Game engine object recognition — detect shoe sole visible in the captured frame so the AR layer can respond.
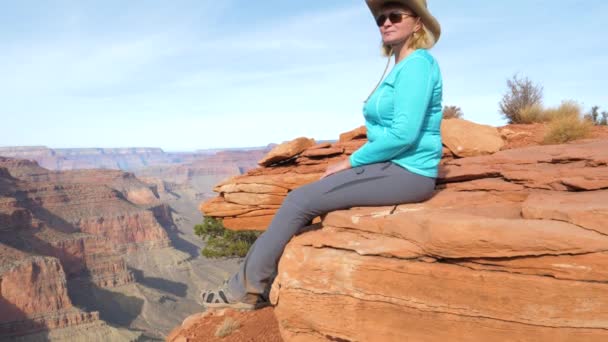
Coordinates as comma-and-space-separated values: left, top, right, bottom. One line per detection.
203, 301, 270, 311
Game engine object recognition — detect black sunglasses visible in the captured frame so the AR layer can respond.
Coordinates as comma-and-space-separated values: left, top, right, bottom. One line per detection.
375, 12, 415, 27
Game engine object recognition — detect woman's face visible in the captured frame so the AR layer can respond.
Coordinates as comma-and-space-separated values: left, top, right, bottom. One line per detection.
377, 6, 420, 46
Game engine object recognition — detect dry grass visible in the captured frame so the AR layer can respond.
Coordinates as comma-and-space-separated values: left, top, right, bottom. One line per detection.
517, 100, 584, 124
517, 104, 546, 123
215, 317, 241, 338
542, 103, 592, 144
542, 100, 582, 120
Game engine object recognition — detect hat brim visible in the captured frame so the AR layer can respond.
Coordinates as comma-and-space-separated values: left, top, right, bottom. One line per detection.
365, 0, 441, 42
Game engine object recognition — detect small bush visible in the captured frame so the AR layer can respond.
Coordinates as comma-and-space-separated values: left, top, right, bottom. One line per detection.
543, 114, 592, 145
512, 101, 582, 124
442, 106, 463, 119
542, 100, 582, 121
499, 74, 544, 124
194, 217, 262, 258
517, 104, 546, 123
215, 317, 240, 338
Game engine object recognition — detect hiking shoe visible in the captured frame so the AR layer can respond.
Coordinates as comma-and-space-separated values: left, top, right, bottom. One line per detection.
199, 285, 269, 311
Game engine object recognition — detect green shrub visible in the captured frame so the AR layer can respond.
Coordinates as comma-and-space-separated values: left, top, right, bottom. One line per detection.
194, 217, 262, 258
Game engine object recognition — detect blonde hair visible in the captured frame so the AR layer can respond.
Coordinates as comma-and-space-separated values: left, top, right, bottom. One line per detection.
381, 25, 436, 56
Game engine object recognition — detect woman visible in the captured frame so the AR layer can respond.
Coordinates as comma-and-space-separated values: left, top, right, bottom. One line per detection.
200, 0, 443, 310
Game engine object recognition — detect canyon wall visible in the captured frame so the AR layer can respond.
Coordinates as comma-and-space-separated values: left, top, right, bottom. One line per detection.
0, 157, 174, 339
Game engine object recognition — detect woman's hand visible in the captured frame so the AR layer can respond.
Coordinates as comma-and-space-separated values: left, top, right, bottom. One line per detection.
320, 158, 352, 179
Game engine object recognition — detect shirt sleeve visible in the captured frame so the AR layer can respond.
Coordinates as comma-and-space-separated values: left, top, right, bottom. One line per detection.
349, 56, 434, 167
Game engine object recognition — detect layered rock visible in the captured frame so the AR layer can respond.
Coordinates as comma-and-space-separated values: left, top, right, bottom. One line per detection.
0, 250, 100, 338
267, 138, 608, 341
200, 124, 502, 230
194, 123, 608, 341
200, 130, 365, 230
0, 156, 177, 338
0, 157, 171, 249
0, 145, 272, 339
134, 148, 272, 205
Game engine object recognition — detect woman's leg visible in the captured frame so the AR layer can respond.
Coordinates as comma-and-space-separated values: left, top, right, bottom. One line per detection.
224, 161, 435, 302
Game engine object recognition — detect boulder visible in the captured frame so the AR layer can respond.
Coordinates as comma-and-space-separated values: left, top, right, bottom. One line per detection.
441, 118, 505, 157
258, 137, 316, 167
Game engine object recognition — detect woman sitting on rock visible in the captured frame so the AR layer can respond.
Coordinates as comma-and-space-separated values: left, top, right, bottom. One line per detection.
200, 0, 443, 310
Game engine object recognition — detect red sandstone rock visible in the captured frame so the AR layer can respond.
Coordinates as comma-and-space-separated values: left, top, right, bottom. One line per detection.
522, 190, 608, 235
222, 215, 277, 231
0, 254, 101, 338
267, 189, 608, 340
215, 183, 289, 195
166, 307, 282, 342
224, 192, 285, 206
338, 125, 366, 142
300, 147, 344, 158
258, 137, 316, 167
307, 142, 332, 150
190, 125, 608, 341
333, 139, 365, 154
441, 118, 505, 157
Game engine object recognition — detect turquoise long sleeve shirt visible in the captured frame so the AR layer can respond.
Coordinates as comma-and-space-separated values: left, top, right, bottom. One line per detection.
349, 49, 443, 178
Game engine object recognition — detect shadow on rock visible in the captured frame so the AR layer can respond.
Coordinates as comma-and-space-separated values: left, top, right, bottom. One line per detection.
0, 297, 51, 341
67, 280, 144, 327
129, 267, 188, 298
152, 205, 201, 258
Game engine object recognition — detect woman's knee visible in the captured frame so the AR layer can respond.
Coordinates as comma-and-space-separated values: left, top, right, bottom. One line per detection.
284, 187, 307, 206
284, 184, 319, 211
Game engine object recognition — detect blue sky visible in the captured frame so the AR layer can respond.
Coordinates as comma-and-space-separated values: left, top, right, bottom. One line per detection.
1, 0, 606, 151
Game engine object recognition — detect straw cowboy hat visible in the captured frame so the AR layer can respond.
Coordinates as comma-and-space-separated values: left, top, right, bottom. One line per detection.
365, 0, 441, 42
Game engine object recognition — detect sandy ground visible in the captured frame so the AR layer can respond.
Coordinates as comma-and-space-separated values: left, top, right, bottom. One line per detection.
166, 307, 283, 342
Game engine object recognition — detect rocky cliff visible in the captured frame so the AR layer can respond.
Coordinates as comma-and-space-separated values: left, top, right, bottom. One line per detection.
0, 241, 139, 341
134, 148, 272, 204
171, 120, 608, 341
0, 157, 176, 339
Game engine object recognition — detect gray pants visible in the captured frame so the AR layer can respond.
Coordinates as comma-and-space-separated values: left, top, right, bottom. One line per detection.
226, 161, 436, 301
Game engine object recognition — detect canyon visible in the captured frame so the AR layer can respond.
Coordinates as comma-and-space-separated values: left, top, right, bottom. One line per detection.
0, 147, 269, 340
0, 146, 273, 172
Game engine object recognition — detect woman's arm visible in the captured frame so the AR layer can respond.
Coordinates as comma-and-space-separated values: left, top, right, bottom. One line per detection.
349, 56, 434, 167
